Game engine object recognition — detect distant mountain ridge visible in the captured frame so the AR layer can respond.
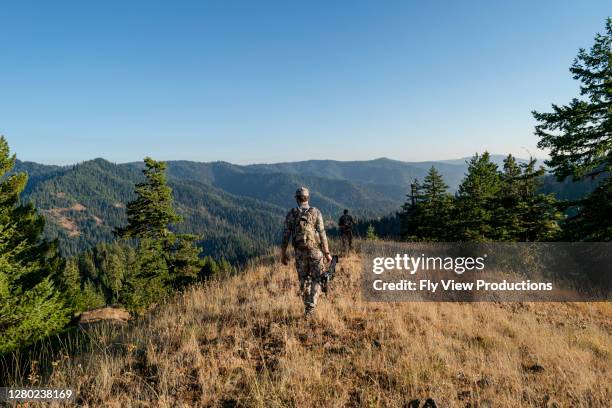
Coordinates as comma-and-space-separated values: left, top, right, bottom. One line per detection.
15, 158, 416, 260
126, 159, 402, 214
17, 154, 530, 193
14, 155, 597, 261
16, 159, 285, 261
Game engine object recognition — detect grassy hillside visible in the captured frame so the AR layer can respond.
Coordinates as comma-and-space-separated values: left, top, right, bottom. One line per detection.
9, 249, 610, 407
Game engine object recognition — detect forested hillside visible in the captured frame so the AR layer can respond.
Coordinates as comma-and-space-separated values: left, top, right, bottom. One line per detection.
247, 156, 603, 200
16, 159, 283, 261
16, 156, 600, 261
130, 160, 402, 214
16, 159, 404, 261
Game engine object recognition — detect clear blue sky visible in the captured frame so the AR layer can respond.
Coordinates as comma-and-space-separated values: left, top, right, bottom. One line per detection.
1, 1, 610, 165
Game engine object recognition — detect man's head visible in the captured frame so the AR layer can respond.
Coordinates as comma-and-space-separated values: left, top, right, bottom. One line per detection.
295, 186, 310, 204
343, 209, 349, 215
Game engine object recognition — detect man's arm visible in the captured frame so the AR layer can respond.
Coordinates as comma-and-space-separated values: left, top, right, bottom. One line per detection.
316, 211, 332, 261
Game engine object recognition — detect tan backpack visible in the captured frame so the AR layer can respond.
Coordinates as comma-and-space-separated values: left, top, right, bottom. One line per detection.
292, 207, 318, 250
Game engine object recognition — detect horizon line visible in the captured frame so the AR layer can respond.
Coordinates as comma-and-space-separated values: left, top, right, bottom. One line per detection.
17, 153, 549, 168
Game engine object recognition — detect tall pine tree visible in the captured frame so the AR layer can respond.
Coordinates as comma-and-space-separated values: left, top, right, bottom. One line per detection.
533, 18, 612, 180
533, 18, 612, 241
496, 155, 523, 240
452, 152, 502, 241
117, 158, 181, 240
399, 179, 422, 240
497, 155, 561, 241
417, 166, 453, 241
117, 157, 203, 311
401, 167, 453, 241
0, 136, 70, 354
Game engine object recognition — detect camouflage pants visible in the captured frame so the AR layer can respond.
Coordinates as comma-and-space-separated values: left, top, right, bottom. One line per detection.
294, 248, 324, 312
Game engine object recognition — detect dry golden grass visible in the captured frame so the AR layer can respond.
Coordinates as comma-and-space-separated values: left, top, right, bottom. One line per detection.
10, 250, 611, 407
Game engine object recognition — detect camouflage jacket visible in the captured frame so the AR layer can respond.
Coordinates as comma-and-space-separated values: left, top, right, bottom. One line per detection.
282, 205, 330, 254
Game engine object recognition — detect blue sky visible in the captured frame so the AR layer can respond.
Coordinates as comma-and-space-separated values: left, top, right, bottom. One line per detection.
1, 1, 610, 165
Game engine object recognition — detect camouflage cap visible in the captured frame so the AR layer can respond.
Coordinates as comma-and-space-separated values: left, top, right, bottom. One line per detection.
295, 186, 310, 198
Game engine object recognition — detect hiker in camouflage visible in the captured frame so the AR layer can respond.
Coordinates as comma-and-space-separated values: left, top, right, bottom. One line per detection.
281, 186, 332, 317
338, 209, 354, 253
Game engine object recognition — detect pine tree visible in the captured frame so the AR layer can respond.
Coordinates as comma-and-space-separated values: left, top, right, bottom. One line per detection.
532, 18, 612, 241
117, 158, 181, 240
497, 156, 561, 241
496, 155, 524, 240
365, 224, 378, 240
533, 18, 612, 180
563, 176, 612, 241
117, 157, 203, 311
399, 179, 422, 240
62, 258, 105, 312
168, 234, 205, 287
96, 242, 129, 304
415, 167, 453, 241
517, 159, 562, 241
0, 136, 70, 354
123, 238, 169, 310
453, 152, 502, 241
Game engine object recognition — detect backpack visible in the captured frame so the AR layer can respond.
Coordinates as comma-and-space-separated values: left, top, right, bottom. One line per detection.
292, 207, 318, 250
340, 215, 353, 231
